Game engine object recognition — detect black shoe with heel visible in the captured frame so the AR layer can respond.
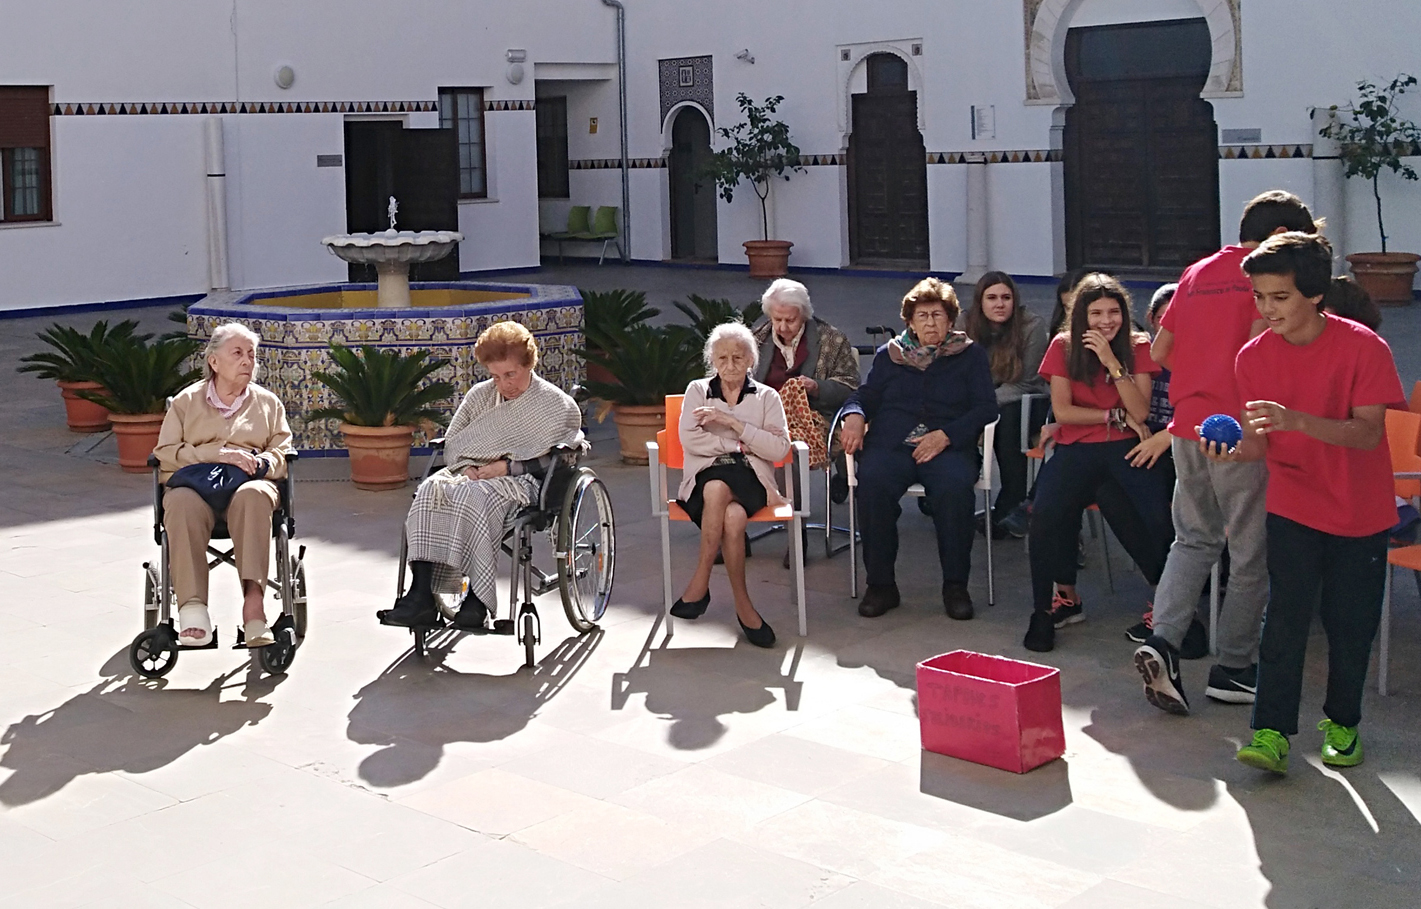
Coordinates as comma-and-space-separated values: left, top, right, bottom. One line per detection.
670, 591, 711, 619
738, 613, 776, 648
453, 590, 489, 630
378, 589, 439, 627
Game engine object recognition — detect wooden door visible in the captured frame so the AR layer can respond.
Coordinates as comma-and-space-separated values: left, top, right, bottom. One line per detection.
849, 90, 929, 265
669, 108, 718, 260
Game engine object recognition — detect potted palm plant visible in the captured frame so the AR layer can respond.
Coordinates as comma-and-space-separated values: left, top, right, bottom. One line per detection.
672, 293, 764, 343
580, 288, 660, 386
17, 320, 150, 432
309, 344, 456, 490
78, 336, 202, 472
581, 324, 704, 464
1321, 74, 1421, 305
703, 93, 806, 279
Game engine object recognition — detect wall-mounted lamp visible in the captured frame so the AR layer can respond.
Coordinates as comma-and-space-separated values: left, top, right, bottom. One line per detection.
273, 64, 295, 90
734, 49, 755, 64
506, 48, 528, 85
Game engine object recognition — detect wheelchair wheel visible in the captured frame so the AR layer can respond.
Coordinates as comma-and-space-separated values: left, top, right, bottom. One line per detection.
258, 616, 298, 675
129, 626, 178, 679
556, 470, 615, 633
142, 564, 160, 631
290, 556, 308, 640
521, 609, 537, 668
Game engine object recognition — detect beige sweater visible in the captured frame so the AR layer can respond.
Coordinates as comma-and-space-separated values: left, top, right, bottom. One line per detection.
676, 376, 791, 505
153, 381, 294, 480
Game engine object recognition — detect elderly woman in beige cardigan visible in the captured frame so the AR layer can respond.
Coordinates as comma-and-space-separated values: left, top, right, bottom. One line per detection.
153, 323, 293, 649
671, 322, 791, 648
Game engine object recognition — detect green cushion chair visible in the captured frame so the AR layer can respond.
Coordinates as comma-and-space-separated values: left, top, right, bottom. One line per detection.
542, 205, 592, 263
569, 206, 623, 265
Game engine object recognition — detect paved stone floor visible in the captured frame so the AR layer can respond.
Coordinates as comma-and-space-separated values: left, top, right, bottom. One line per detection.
0, 273, 1419, 908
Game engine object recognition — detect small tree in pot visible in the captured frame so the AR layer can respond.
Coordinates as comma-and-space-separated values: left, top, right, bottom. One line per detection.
309, 344, 456, 490
77, 335, 202, 472
579, 288, 660, 386
703, 93, 806, 279
1321, 74, 1421, 305
17, 320, 150, 432
580, 324, 704, 464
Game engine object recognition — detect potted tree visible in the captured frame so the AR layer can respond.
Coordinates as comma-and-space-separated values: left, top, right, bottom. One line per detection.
704, 93, 807, 279
1321, 74, 1421, 305
581, 324, 703, 464
580, 288, 659, 387
78, 336, 201, 472
309, 344, 456, 490
17, 320, 149, 432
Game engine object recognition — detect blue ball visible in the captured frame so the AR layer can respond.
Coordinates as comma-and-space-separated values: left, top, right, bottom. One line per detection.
1200, 414, 1243, 447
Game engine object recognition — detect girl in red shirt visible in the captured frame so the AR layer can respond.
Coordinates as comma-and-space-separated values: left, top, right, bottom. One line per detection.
1024, 274, 1175, 652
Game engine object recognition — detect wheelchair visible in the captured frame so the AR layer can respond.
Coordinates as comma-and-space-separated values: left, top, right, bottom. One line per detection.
393, 440, 616, 668
128, 453, 307, 679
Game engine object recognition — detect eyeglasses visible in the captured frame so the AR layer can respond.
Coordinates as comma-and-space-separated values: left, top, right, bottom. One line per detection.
912, 310, 949, 322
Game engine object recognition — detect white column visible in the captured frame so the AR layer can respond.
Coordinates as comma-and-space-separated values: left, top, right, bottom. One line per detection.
1312, 106, 1347, 273
204, 118, 230, 291
960, 153, 989, 284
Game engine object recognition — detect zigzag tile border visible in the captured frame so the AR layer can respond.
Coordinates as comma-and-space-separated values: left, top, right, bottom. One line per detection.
52, 100, 440, 116
569, 158, 668, 169
485, 99, 536, 112
1220, 143, 1313, 159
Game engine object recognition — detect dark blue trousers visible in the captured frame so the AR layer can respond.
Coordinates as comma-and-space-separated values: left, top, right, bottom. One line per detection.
857, 445, 979, 587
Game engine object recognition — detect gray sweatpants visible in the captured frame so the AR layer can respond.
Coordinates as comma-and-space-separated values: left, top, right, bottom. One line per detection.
1151, 438, 1269, 669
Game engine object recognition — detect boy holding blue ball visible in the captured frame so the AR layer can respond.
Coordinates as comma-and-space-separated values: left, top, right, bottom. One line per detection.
1225, 231, 1404, 773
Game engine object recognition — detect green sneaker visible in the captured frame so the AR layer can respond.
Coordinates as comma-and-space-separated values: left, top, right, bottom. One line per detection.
1318, 719, 1364, 767
1236, 728, 1289, 774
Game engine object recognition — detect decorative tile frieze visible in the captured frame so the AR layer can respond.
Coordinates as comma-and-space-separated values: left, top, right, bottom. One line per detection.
52, 100, 439, 116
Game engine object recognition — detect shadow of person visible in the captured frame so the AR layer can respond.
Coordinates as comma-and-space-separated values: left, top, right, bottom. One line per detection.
346, 627, 602, 789
1076, 704, 1222, 814
0, 650, 280, 807
610, 614, 802, 752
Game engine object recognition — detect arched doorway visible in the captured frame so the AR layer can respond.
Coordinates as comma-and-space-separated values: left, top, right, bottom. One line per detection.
848, 53, 929, 267
1063, 18, 1220, 270
668, 106, 718, 260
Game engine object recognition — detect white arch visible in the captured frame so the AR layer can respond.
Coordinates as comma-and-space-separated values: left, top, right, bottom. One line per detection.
660, 100, 714, 154
1025, 0, 1241, 105
837, 42, 926, 141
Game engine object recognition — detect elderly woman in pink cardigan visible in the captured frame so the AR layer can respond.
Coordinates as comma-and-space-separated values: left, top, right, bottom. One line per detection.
671, 322, 791, 647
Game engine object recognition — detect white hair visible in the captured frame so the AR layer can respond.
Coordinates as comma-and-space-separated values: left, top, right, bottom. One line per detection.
203, 322, 262, 381
760, 278, 813, 321
703, 321, 759, 373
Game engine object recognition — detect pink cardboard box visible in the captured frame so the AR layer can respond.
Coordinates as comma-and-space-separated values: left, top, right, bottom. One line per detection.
916, 650, 1065, 774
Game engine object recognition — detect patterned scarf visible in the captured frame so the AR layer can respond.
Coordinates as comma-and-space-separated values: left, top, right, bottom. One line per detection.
887, 329, 973, 371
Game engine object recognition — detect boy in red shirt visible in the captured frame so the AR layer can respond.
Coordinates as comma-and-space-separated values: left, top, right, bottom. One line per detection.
1227, 232, 1404, 774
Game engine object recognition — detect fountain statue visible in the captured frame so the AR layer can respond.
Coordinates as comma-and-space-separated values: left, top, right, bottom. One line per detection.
321, 196, 464, 308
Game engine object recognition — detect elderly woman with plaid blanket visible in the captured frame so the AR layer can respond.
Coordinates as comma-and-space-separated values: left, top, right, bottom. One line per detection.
378, 321, 584, 631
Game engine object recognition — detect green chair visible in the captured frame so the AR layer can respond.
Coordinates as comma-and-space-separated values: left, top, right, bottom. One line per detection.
570, 205, 623, 265
542, 205, 591, 264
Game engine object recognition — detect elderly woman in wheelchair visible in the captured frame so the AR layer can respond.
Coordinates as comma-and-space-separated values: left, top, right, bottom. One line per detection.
151, 322, 295, 650
379, 321, 590, 638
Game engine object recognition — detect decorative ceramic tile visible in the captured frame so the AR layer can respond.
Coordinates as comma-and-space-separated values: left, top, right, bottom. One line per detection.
52, 100, 438, 116
658, 55, 714, 127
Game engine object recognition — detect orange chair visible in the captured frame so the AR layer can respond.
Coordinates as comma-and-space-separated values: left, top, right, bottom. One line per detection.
1409, 380, 1421, 415
1386, 409, 1421, 503
647, 395, 810, 636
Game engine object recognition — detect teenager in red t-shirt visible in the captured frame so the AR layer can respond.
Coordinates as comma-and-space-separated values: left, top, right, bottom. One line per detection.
1224, 233, 1404, 775
1023, 275, 1174, 652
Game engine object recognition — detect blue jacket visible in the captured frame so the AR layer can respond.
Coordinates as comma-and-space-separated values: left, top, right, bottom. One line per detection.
843, 342, 999, 452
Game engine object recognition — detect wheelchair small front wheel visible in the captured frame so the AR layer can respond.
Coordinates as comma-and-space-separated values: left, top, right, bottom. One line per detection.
129, 626, 179, 679
557, 471, 615, 633
258, 620, 298, 676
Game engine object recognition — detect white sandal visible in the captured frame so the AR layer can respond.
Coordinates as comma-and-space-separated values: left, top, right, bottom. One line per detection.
177, 601, 213, 647
243, 619, 275, 648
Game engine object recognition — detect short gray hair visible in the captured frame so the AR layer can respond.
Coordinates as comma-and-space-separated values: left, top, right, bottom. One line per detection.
703, 321, 759, 372
761, 278, 813, 321
203, 322, 262, 381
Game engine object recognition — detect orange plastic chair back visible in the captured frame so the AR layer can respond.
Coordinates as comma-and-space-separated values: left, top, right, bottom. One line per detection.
1385, 409, 1421, 499
1410, 380, 1421, 415
660, 395, 685, 469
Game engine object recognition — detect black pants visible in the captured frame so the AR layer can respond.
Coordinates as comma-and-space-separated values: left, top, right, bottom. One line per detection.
1028, 439, 1174, 612
1252, 514, 1386, 735
857, 445, 979, 587
994, 397, 1050, 521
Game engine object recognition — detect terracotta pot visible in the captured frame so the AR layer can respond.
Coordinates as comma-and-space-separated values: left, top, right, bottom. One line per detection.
109, 413, 166, 473
611, 404, 666, 465
339, 423, 415, 490
1346, 252, 1421, 306
743, 240, 793, 279
57, 380, 112, 432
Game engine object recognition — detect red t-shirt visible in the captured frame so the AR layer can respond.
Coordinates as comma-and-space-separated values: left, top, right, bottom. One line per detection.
1039, 335, 1161, 445
1235, 314, 1405, 537
1160, 246, 1259, 441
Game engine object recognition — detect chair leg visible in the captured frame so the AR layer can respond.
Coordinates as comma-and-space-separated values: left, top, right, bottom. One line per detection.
660, 514, 675, 636
1380, 565, 1391, 696
791, 516, 807, 636
598, 239, 608, 266
1209, 561, 1221, 657
984, 489, 995, 607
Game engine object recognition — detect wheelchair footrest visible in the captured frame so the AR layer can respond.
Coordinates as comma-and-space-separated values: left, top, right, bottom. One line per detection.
177, 627, 220, 651
490, 618, 516, 636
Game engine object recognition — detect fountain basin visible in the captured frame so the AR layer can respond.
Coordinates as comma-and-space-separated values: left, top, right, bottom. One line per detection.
322, 229, 465, 308
187, 280, 583, 453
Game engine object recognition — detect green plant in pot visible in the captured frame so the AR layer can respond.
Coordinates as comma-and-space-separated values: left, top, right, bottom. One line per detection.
1321, 74, 1421, 305
579, 287, 660, 387
580, 324, 704, 464
672, 294, 764, 344
702, 93, 806, 279
309, 344, 456, 490
77, 335, 202, 472
17, 319, 151, 432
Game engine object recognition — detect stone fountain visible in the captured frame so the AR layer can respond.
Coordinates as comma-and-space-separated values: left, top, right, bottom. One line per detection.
321, 197, 464, 308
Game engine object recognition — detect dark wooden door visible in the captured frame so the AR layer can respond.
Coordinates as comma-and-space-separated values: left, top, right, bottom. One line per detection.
849, 92, 929, 265
1064, 19, 1218, 270
669, 108, 718, 260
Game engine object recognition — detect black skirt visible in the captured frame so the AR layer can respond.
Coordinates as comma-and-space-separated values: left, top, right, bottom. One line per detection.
677, 454, 768, 527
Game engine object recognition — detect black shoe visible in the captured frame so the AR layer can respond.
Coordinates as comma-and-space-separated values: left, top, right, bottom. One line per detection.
453, 590, 489, 630
670, 590, 711, 619
738, 613, 776, 648
830, 471, 850, 505
858, 583, 901, 618
1124, 608, 1153, 644
942, 582, 974, 620
1135, 635, 1190, 716
1023, 611, 1055, 652
378, 589, 439, 627
1204, 663, 1257, 704
997, 501, 1030, 539
1180, 618, 1209, 661
975, 514, 1009, 540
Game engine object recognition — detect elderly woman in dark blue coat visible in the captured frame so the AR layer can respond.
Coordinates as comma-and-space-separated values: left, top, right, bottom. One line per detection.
839, 277, 998, 621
